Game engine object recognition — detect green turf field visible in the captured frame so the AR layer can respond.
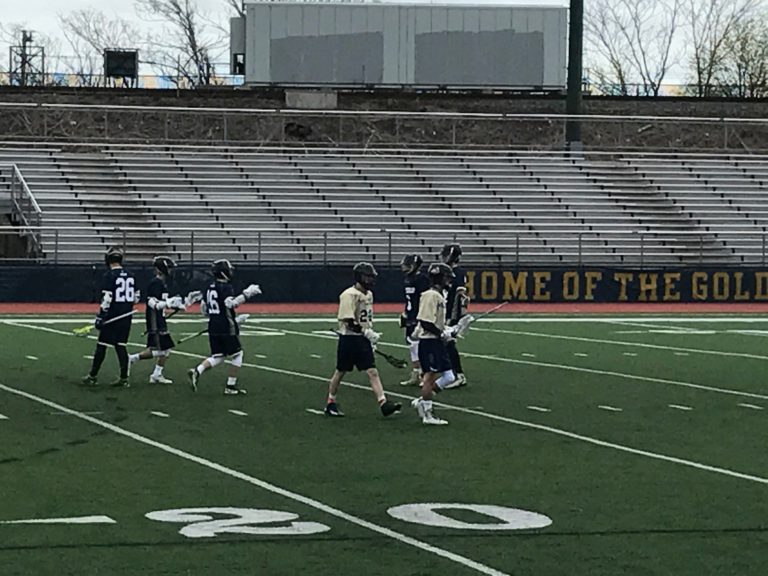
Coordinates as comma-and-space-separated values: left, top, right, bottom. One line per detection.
2, 314, 768, 576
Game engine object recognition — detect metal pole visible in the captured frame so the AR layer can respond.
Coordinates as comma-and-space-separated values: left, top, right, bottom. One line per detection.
639, 232, 644, 270
54, 229, 59, 266
258, 231, 262, 267
699, 234, 704, 264
388, 231, 392, 267
578, 232, 582, 266
190, 230, 195, 267
763, 232, 766, 266
323, 232, 328, 266
515, 234, 520, 268
565, 0, 584, 149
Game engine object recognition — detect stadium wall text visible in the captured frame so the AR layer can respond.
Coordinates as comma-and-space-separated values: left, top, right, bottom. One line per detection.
464, 268, 768, 303
3, 266, 768, 304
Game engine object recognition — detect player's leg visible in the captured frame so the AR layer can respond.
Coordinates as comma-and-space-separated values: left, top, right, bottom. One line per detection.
82, 342, 107, 385
109, 320, 132, 387
223, 339, 246, 395
444, 340, 467, 388
325, 336, 353, 416
413, 340, 448, 425
400, 327, 421, 386
188, 334, 223, 391
357, 339, 401, 416
149, 334, 174, 384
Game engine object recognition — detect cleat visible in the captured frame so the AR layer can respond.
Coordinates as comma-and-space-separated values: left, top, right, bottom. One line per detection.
81, 375, 98, 387
410, 397, 426, 419
442, 373, 467, 390
224, 386, 247, 395
324, 402, 344, 417
188, 369, 199, 392
149, 375, 173, 385
399, 370, 420, 386
109, 377, 130, 388
422, 412, 448, 425
380, 400, 402, 417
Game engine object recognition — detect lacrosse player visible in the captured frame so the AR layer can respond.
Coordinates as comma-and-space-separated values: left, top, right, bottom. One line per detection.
188, 259, 261, 395
82, 247, 136, 388
128, 256, 199, 385
440, 243, 469, 388
410, 263, 458, 425
399, 253, 429, 386
324, 262, 402, 418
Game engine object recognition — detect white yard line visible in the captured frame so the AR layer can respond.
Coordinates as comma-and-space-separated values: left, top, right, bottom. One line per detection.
7, 321, 768, 489
228, 409, 248, 417
0, 382, 511, 576
738, 403, 764, 411
0, 515, 116, 525
669, 405, 693, 411
527, 406, 551, 413
623, 352, 638, 357
25, 355, 38, 360
0, 413, 8, 420
521, 353, 536, 358
573, 353, 589, 357
598, 405, 623, 412
305, 408, 325, 416
9, 316, 768, 324
473, 327, 768, 362
150, 411, 170, 418
10, 319, 768, 403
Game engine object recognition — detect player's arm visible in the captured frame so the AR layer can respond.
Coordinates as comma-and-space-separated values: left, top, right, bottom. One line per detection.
225, 283, 262, 309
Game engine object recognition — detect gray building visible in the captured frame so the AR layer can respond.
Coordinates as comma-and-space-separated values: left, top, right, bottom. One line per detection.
231, 1, 567, 89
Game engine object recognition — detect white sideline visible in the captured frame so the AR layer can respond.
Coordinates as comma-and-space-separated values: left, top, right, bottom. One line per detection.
278, 326, 768, 401
0, 381, 510, 576
473, 327, 768, 361
5, 320, 768, 487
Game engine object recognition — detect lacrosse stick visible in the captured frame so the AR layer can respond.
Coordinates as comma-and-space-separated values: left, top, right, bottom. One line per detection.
452, 301, 509, 338
73, 309, 136, 336
177, 314, 249, 345
329, 329, 408, 369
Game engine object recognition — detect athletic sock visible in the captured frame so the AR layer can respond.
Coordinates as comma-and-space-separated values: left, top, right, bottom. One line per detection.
90, 345, 107, 376
129, 353, 140, 363
152, 365, 163, 378
115, 345, 129, 379
227, 377, 237, 387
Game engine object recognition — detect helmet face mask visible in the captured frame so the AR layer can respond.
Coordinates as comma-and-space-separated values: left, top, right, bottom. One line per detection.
440, 243, 462, 266
400, 253, 423, 275
104, 246, 124, 267
353, 261, 378, 291
153, 255, 177, 277
428, 263, 455, 289
212, 259, 235, 281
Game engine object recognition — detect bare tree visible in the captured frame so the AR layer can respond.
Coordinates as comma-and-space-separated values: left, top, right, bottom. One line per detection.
135, 0, 223, 87
58, 9, 143, 87
712, 13, 768, 97
685, 0, 761, 96
224, 0, 245, 18
585, 0, 683, 96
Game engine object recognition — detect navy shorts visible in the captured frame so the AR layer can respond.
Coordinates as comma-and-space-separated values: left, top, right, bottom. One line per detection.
336, 335, 375, 372
98, 318, 132, 346
147, 332, 175, 351
209, 333, 242, 357
418, 338, 452, 374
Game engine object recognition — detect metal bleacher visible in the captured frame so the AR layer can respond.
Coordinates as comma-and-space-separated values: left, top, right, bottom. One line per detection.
2, 143, 768, 265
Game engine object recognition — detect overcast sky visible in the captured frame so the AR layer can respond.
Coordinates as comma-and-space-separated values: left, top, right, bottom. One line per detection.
4, 0, 568, 43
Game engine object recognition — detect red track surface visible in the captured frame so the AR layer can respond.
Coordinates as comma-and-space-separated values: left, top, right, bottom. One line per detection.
2, 302, 768, 314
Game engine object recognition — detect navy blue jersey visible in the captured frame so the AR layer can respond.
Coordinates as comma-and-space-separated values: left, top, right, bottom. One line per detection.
403, 272, 430, 326
205, 281, 239, 336
445, 265, 467, 323
100, 267, 135, 320
145, 276, 169, 334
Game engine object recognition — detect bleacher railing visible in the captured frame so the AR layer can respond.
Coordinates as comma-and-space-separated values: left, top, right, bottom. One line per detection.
0, 165, 42, 258
2, 102, 768, 150
0, 226, 765, 267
